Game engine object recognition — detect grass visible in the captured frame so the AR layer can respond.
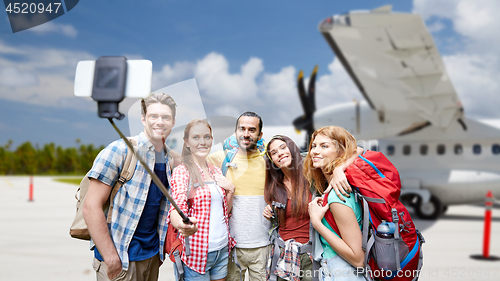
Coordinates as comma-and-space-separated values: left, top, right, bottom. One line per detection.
53, 177, 83, 185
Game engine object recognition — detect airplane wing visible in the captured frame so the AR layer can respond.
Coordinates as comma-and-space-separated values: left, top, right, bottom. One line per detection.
319, 5, 463, 131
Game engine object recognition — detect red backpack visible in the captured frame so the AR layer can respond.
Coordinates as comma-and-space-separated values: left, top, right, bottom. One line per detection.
323, 150, 424, 281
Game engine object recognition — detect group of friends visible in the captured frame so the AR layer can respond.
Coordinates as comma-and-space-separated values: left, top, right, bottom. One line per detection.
82, 92, 368, 281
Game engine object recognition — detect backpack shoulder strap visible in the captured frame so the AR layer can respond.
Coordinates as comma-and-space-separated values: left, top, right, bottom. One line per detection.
221, 136, 266, 176
120, 137, 139, 182
256, 138, 266, 153
221, 147, 238, 176
106, 137, 139, 224
309, 192, 318, 242
323, 192, 342, 238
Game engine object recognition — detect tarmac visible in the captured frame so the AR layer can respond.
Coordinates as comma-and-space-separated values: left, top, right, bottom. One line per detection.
1, 176, 499, 281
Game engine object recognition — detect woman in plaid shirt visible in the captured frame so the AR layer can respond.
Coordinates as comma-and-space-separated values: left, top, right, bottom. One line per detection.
262, 135, 315, 281
169, 119, 236, 281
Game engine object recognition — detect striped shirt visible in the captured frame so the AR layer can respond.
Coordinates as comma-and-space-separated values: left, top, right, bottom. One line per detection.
168, 163, 236, 274
88, 132, 172, 270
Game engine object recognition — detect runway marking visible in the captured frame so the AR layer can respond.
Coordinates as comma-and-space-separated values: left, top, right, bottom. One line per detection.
4, 178, 13, 187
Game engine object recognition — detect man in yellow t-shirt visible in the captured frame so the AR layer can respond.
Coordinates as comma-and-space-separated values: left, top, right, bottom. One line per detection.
207, 112, 270, 281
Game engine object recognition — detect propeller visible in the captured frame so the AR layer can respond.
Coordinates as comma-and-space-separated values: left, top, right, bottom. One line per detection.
293, 65, 318, 150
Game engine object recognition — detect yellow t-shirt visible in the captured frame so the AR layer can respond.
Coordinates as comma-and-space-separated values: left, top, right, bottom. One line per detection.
207, 150, 270, 248
208, 150, 266, 196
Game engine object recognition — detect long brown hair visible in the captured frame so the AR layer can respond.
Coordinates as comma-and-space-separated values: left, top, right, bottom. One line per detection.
264, 135, 309, 223
303, 126, 357, 195
182, 119, 213, 187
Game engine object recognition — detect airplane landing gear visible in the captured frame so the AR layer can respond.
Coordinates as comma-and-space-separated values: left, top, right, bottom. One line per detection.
415, 195, 442, 220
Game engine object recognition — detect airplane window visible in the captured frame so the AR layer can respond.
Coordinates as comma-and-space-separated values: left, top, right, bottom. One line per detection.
403, 145, 411, 155
473, 144, 481, 155
420, 144, 428, 155
437, 144, 446, 155
493, 144, 500, 155
454, 144, 463, 155
387, 145, 395, 156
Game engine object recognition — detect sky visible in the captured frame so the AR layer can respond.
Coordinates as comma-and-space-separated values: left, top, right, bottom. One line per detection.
1, 0, 500, 148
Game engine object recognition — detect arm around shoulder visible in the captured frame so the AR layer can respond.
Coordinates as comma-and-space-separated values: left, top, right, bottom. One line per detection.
328, 146, 364, 200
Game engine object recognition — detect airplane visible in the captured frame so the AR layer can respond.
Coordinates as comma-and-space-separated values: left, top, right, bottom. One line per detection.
292, 5, 500, 220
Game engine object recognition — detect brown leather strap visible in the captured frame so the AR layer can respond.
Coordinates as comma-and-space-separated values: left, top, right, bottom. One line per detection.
106, 138, 138, 224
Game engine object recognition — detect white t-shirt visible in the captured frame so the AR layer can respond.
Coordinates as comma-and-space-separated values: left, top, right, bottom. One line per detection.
207, 182, 228, 252
207, 150, 270, 248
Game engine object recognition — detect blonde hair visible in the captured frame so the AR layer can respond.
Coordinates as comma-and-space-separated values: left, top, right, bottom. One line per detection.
303, 126, 357, 194
182, 119, 213, 186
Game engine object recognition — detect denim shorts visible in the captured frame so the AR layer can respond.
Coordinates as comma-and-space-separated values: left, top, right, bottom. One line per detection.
175, 246, 229, 281
320, 255, 365, 281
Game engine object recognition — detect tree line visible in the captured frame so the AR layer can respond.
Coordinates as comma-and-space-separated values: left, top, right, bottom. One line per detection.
0, 140, 104, 175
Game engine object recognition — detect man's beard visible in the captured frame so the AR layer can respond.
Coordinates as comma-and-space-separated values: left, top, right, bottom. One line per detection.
238, 136, 257, 151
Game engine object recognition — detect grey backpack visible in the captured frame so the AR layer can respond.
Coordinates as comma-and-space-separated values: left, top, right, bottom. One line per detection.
69, 138, 138, 240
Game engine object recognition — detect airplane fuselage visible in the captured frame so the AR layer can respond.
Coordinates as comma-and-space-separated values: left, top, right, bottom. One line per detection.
381, 118, 500, 206
316, 101, 500, 210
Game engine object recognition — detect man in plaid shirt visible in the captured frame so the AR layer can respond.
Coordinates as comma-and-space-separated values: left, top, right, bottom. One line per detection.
83, 93, 181, 281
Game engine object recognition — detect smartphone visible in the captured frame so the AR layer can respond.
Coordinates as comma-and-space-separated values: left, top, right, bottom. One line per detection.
74, 59, 152, 98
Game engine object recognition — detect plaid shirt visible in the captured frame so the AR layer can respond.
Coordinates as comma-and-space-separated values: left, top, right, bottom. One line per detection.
274, 239, 304, 281
168, 163, 236, 274
88, 132, 172, 270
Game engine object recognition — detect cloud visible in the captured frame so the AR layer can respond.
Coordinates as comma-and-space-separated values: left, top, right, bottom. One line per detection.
0, 40, 94, 109
0, 67, 38, 87
260, 66, 296, 98
444, 54, 500, 118
413, 0, 500, 118
413, 0, 457, 20
193, 54, 301, 124
194, 53, 264, 103
9, 13, 78, 37
29, 21, 78, 38
152, 61, 195, 90
413, 0, 500, 51
42, 117, 67, 123
427, 21, 445, 33
316, 59, 362, 106
195, 52, 264, 102
214, 105, 241, 117
0, 40, 94, 75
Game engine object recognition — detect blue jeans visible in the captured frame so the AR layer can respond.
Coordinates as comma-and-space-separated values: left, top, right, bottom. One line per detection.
320, 255, 365, 281
175, 246, 229, 281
